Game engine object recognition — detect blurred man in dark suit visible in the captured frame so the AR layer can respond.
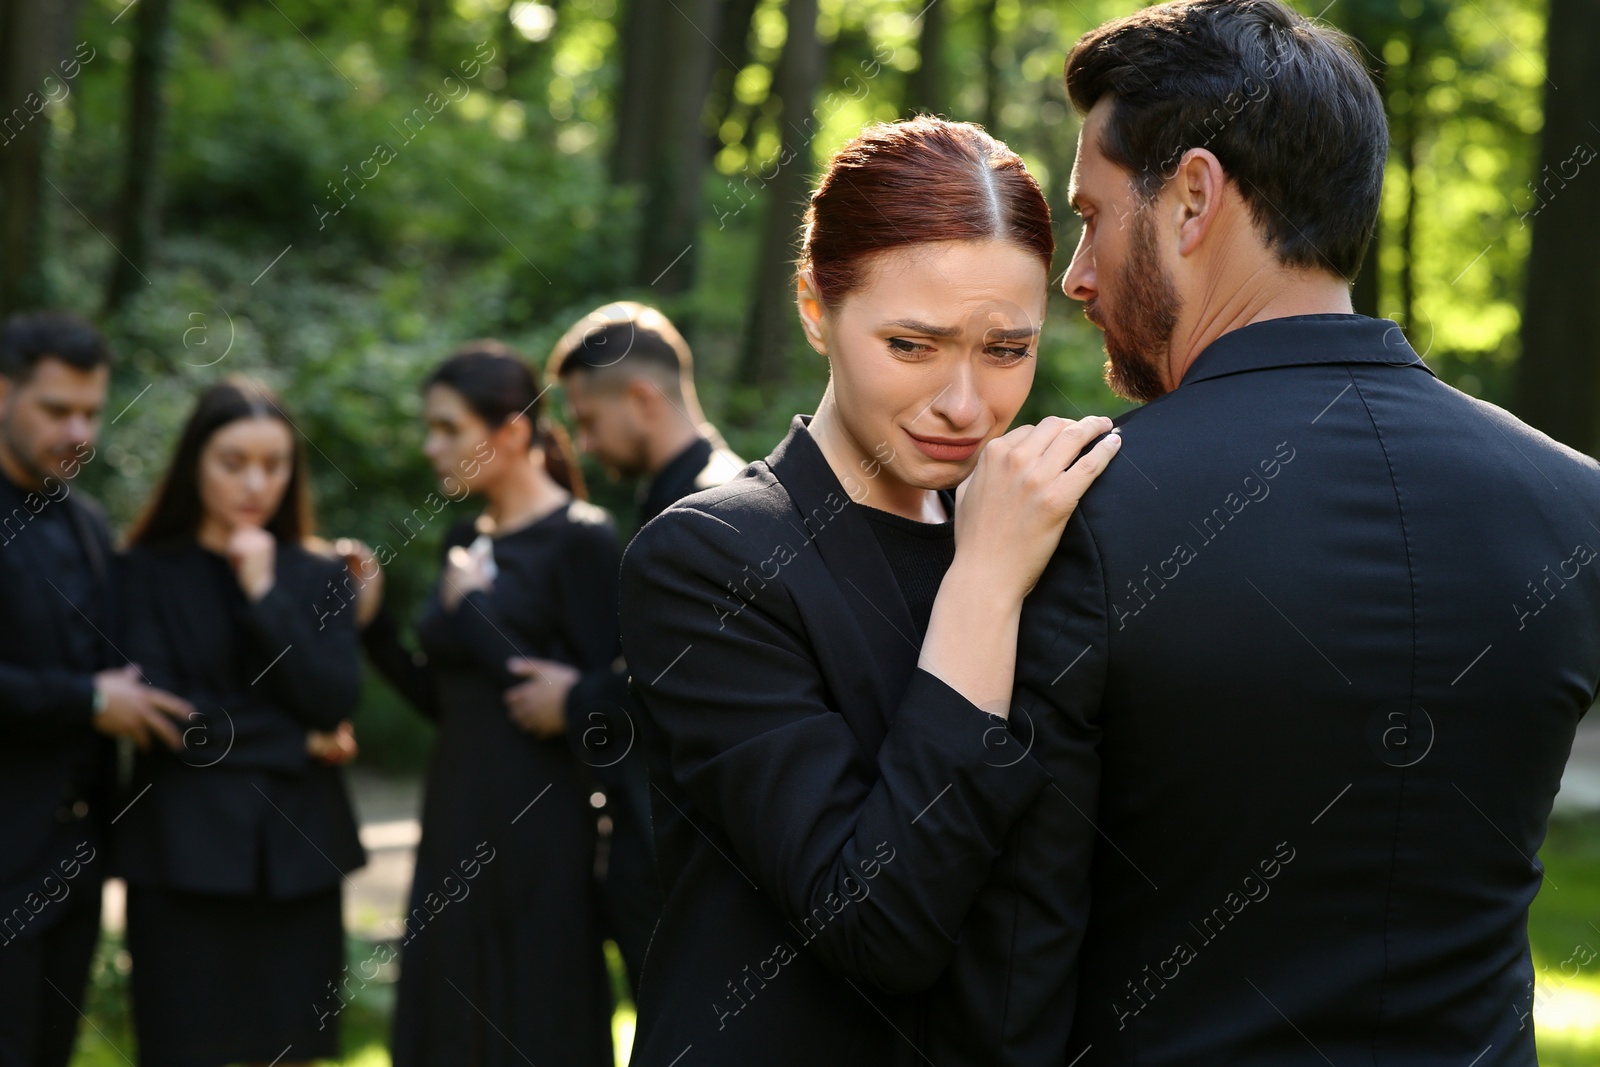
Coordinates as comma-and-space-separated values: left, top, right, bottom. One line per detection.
941, 2, 1600, 1063
0, 312, 192, 1067
501, 302, 742, 995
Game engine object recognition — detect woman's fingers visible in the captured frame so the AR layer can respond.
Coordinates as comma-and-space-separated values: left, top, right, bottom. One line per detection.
1050, 428, 1123, 507
993, 415, 1074, 466
1036, 415, 1114, 476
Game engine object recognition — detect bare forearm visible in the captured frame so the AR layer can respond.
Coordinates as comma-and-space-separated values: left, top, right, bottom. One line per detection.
917, 559, 1023, 718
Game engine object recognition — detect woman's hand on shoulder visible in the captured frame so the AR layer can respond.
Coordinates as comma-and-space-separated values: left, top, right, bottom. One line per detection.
953, 415, 1120, 601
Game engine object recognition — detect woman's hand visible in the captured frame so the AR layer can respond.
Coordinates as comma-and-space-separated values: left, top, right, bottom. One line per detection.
504, 657, 579, 738
953, 415, 1121, 600
333, 537, 384, 630
921, 416, 1120, 718
227, 525, 277, 602
306, 720, 358, 764
440, 535, 495, 612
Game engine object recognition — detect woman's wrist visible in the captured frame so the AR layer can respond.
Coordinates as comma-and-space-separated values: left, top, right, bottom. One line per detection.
940, 554, 1029, 612
920, 568, 1023, 718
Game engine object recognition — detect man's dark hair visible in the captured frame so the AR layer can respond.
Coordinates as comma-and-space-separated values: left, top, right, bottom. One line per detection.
0, 311, 112, 382
547, 300, 691, 388
1065, 0, 1387, 280
554, 321, 685, 380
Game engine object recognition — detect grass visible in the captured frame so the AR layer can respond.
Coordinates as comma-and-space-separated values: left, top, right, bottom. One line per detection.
1528, 812, 1600, 1066
66, 814, 1600, 1065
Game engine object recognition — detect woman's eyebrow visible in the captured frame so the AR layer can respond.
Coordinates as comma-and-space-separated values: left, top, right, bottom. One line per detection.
982, 325, 1041, 340
883, 318, 959, 337
883, 319, 1040, 340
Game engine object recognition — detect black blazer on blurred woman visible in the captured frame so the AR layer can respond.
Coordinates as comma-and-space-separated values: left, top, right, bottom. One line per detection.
113, 541, 365, 897
618, 416, 1056, 1067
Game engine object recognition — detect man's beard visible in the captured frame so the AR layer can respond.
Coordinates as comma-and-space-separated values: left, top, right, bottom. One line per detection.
1093, 207, 1182, 404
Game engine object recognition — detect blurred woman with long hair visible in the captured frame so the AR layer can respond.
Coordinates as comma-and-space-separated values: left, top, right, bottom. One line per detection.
359, 341, 618, 1066
116, 376, 363, 1067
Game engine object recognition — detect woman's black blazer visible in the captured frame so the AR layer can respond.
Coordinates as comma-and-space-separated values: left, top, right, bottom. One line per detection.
619, 415, 1055, 1066
113, 540, 365, 897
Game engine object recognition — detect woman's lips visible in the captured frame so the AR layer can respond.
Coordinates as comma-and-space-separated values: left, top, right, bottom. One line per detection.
906, 431, 983, 462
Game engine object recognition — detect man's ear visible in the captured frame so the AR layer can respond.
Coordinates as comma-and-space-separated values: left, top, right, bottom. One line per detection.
796, 269, 828, 355
1172, 147, 1227, 257
624, 375, 660, 418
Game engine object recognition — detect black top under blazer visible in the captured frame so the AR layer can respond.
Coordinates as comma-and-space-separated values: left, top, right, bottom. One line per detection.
999, 314, 1600, 1065
618, 415, 1057, 1067
114, 540, 365, 898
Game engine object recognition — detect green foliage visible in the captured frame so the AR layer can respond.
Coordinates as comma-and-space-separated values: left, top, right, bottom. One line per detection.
37, 0, 1560, 769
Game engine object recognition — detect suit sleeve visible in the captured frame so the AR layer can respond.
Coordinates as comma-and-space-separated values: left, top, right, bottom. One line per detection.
620, 505, 1053, 995
0, 505, 105, 741
241, 554, 362, 732
0, 663, 96, 741
928, 511, 1109, 1055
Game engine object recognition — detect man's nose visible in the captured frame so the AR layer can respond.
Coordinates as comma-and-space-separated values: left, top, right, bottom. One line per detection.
1062, 244, 1096, 303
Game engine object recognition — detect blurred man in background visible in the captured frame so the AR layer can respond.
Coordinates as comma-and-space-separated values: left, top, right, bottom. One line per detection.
501, 301, 742, 995
0, 311, 192, 1067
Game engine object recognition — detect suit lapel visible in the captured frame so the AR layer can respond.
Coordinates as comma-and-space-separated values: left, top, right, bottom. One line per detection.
765, 416, 921, 750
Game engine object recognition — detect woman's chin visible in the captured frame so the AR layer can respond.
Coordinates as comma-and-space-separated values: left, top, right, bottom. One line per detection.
903, 457, 974, 492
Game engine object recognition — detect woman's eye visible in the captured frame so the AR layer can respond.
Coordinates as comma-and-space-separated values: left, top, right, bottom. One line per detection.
987, 346, 1032, 363
886, 337, 931, 357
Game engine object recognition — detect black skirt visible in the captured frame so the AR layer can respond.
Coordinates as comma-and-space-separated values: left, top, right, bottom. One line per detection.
126, 883, 344, 1067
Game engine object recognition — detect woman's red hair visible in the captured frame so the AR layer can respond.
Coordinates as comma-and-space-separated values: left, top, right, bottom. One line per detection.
799, 116, 1054, 307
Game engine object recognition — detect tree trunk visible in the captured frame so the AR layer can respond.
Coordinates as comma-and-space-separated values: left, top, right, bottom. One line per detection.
980, 0, 1000, 132
737, 0, 821, 386
104, 0, 174, 314
0, 0, 81, 315
1513, 0, 1600, 455
633, 0, 720, 296
411, 0, 435, 69
904, 0, 944, 117
610, 0, 666, 186
703, 0, 761, 164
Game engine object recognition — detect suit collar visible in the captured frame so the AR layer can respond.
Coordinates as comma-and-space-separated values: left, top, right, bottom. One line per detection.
765, 415, 922, 733
1179, 314, 1436, 388
640, 435, 714, 526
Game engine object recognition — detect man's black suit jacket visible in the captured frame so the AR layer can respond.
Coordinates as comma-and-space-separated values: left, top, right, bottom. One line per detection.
1004, 314, 1599, 1065
0, 473, 116, 941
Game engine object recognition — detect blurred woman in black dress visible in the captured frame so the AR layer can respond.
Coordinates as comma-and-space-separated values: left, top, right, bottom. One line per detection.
359, 341, 618, 1067
116, 377, 364, 1067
